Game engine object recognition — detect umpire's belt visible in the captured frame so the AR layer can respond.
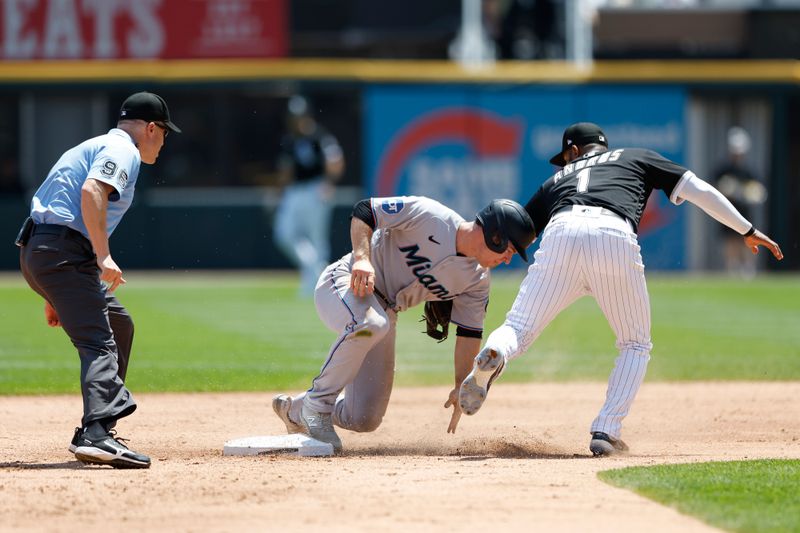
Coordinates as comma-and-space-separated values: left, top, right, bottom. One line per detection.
32, 223, 91, 246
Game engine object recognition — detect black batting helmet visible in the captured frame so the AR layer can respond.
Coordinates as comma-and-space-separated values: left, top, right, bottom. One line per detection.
475, 199, 536, 262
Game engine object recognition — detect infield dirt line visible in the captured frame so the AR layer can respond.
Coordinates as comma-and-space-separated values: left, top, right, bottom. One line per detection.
1, 382, 798, 532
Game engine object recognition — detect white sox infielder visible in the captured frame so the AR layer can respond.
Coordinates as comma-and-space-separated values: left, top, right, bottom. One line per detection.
272, 196, 536, 452
459, 122, 784, 456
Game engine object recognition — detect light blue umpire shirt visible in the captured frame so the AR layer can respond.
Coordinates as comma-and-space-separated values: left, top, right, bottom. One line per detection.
30, 128, 141, 238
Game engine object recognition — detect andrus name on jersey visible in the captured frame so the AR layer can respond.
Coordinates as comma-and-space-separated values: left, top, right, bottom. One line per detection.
398, 244, 452, 299
553, 149, 624, 182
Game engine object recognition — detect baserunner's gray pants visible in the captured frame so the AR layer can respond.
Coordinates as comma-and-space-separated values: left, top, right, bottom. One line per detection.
298, 258, 397, 433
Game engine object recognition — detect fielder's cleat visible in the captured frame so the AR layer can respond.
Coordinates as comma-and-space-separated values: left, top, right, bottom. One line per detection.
589, 432, 629, 457
74, 430, 151, 469
272, 394, 305, 434
459, 348, 506, 415
301, 403, 342, 453
68, 426, 82, 453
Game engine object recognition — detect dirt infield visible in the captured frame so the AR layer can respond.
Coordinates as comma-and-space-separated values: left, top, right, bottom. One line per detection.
1, 382, 799, 532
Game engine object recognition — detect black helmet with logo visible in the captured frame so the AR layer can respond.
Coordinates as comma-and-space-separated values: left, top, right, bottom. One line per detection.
475, 199, 536, 262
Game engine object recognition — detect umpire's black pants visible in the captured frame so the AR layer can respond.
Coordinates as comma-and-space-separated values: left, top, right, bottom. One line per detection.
19, 224, 137, 427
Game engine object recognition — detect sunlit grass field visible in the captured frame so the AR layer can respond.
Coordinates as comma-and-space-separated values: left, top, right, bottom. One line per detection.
599, 460, 800, 533
0, 272, 798, 394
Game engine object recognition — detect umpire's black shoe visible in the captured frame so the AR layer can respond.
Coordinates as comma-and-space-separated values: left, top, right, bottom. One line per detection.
68, 426, 82, 453
589, 432, 629, 457
74, 430, 151, 469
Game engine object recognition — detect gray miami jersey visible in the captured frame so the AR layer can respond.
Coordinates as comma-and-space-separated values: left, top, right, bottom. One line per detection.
367, 196, 490, 332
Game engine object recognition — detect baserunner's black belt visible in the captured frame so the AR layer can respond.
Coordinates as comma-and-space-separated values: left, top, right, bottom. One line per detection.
373, 287, 393, 310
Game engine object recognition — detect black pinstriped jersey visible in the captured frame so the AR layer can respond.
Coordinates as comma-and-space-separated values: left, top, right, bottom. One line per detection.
525, 147, 690, 235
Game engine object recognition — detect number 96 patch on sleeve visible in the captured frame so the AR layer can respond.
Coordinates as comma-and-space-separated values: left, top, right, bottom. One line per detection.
100, 159, 128, 190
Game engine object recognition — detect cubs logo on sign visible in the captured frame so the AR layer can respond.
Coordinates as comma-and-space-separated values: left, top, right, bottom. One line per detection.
381, 198, 404, 214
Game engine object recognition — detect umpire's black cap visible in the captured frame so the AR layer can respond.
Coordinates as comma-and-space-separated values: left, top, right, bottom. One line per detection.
549, 122, 607, 167
475, 199, 536, 262
119, 92, 181, 133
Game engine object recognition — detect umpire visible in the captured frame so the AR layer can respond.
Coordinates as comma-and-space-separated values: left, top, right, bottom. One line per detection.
16, 92, 180, 469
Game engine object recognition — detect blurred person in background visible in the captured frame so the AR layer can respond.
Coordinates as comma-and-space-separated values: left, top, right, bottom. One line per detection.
16, 92, 180, 469
273, 95, 345, 296
712, 126, 767, 278
494, 0, 559, 60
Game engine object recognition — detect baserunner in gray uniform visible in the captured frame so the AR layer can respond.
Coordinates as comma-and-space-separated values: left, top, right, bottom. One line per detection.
272, 196, 535, 452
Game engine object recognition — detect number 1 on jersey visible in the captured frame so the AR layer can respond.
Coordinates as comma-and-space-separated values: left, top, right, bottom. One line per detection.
576, 168, 591, 192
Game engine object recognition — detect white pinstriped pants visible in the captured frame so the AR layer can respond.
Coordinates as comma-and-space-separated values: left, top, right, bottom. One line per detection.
503, 206, 652, 439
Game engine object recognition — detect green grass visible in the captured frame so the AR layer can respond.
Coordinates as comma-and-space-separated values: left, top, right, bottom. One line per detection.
0, 272, 798, 394
598, 459, 800, 533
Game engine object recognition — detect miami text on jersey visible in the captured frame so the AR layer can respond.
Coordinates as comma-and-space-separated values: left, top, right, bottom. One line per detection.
398, 244, 451, 299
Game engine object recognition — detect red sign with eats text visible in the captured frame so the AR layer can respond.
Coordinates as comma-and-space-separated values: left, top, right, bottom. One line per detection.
0, 0, 287, 60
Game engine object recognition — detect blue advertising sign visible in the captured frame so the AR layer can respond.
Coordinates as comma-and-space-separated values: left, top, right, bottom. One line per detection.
365, 84, 688, 269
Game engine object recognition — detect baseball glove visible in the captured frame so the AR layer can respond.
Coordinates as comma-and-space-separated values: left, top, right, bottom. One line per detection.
421, 300, 453, 343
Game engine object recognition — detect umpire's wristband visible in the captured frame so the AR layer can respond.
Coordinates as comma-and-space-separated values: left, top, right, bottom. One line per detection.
743, 225, 756, 237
